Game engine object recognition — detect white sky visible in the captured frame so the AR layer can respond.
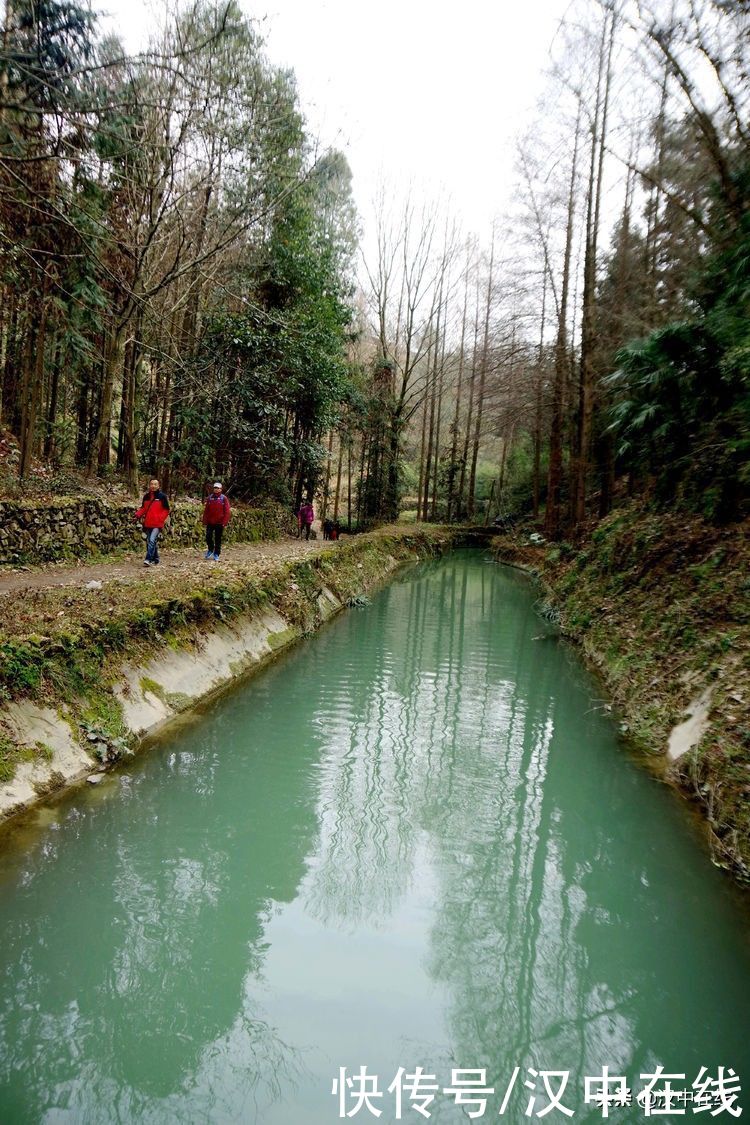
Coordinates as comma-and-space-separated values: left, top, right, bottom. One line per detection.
98, 0, 571, 244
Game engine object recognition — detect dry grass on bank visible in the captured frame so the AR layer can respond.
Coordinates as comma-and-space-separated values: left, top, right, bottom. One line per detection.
494, 505, 750, 879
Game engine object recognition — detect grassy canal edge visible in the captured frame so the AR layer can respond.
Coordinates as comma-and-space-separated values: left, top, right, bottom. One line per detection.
493, 504, 750, 886
0, 527, 464, 826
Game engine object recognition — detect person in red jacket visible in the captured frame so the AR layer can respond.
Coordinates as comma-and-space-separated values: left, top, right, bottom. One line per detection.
134, 478, 170, 567
202, 481, 231, 561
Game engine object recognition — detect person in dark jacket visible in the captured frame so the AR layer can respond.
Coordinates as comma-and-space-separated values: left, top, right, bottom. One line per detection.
134, 479, 170, 566
202, 482, 231, 560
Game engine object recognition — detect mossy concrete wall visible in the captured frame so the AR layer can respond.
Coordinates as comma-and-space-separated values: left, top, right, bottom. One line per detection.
0, 498, 293, 565
0, 527, 457, 826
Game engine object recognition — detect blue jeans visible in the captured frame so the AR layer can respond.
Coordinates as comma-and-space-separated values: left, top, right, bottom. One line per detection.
145, 527, 160, 563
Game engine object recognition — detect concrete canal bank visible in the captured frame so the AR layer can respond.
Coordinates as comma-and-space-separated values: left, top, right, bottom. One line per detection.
0, 527, 478, 825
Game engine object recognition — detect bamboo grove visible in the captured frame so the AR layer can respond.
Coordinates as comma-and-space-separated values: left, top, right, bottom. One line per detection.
1, 0, 748, 531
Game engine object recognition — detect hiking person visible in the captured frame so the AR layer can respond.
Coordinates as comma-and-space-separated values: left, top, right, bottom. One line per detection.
134, 479, 170, 567
297, 499, 314, 540
323, 517, 333, 540
202, 482, 231, 561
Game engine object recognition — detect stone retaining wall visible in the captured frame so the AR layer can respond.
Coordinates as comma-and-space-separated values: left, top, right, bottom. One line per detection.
0, 498, 294, 564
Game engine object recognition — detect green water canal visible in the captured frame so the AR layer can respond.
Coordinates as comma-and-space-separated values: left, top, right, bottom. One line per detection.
1, 550, 749, 1122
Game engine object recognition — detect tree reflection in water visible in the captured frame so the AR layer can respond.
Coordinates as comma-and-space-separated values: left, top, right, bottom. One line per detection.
302, 554, 750, 1118
0, 692, 319, 1120
2, 552, 750, 1123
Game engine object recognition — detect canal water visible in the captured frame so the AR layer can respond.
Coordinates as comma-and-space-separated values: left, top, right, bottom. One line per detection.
1, 550, 749, 1123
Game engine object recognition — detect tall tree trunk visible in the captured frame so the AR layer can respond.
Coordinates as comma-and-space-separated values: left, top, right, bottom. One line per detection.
357, 435, 366, 526
90, 316, 128, 475
468, 235, 494, 519
321, 429, 334, 521
0, 288, 11, 423
572, 9, 615, 527
422, 322, 439, 522
76, 361, 92, 466
446, 257, 470, 522
0, 297, 19, 429
532, 275, 547, 519
123, 342, 141, 492
117, 304, 142, 490
116, 336, 132, 469
44, 337, 63, 460
545, 108, 582, 540
347, 438, 352, 529
485, 477, 496, 526
644, 51, 670, 315
19, 283, 49, 479
498, 423, 514, 502
458, 288, 481, 518
430, 322, 446, 522
333, 437, 344, 520
599, 168, 635, 517
416, 336, 433, 521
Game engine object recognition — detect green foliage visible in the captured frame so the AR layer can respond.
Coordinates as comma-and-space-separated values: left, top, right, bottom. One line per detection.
0, 641, 45, 699
173, 153, 355, 502
502, 436, 547, 517
1, 0, 360, 507
139, 677, 164, 700
354, 360, 401, 526
0, 733, 18, 783
546, 542, 575, 564
472, 462, 497, 502
79, 710, 131, 763
606, 166, 750, 521
0, 0, 96, 115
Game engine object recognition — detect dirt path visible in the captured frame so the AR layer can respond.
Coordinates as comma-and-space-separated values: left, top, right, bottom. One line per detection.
0, 536, 328, 596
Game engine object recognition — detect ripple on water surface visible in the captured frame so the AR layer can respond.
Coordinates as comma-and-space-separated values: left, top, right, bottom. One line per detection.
0, 550, 749, 1123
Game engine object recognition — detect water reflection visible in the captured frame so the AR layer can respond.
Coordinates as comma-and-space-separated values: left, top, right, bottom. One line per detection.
0, 692, 320, 1119
302, 555, 750, 1114
1, 552, 749, 1123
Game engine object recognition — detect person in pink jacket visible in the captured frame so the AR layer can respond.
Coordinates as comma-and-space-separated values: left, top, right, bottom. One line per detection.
297, 500, 314, 540
202, 482, 231, 561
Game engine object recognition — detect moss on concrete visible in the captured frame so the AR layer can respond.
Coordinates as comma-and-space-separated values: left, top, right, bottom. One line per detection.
266, 627, 298, 651
0, 525, 463, 820
0, 728, 56, 785
140, 677, 166, 701
164, 692, 192, 713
